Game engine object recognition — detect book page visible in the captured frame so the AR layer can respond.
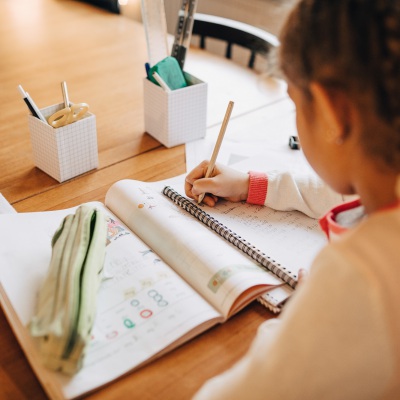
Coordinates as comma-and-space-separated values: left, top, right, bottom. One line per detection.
0, 192, 16, 214
0, 203, 222, 399
105, 180, 283, 318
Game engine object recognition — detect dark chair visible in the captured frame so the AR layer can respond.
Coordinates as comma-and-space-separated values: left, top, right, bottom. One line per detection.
191, 13, 279, 69
78, 0, 120, 14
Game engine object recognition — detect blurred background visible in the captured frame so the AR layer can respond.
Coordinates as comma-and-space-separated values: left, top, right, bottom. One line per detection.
83, 0, 296, 36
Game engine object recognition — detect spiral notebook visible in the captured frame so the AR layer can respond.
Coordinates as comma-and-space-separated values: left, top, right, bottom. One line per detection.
163, 186, 299, 288
163, 186, 322, 313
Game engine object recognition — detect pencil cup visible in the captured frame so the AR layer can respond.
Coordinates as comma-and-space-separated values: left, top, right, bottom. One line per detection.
143, 72, 207, 148
28, 103, 98, 182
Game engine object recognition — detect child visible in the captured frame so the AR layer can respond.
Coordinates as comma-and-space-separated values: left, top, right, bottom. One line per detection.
187, 1, 400, 399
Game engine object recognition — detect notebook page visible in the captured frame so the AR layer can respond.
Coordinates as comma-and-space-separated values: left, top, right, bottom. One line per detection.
0, 193, 16, 214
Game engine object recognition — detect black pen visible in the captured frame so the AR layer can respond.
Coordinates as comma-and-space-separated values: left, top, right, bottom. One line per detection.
18, 84, 47, 124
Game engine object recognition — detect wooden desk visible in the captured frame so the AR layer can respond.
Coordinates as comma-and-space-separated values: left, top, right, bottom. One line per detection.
0, 1, 279, 398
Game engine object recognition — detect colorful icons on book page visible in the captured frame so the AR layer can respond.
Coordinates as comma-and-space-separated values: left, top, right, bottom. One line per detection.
124, 318, 135, 329
208, 264, 264, 293
106, 216, 130, 245
90, 288, 171, 344
137, 202, 157, 210
136, 187, 158, 210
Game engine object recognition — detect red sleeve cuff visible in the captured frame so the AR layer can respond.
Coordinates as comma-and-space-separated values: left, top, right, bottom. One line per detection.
246, 171, 268, 205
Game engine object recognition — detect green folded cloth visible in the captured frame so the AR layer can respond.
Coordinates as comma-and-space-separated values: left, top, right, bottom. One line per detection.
149, 56, 187, 90
30, 205, 107, 375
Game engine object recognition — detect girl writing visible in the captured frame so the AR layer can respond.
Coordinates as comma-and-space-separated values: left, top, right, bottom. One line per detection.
187, 1, 400, 398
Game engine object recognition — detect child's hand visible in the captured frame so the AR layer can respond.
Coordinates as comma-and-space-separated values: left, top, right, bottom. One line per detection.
185, 161, 249, 206
298, 268, 308, 286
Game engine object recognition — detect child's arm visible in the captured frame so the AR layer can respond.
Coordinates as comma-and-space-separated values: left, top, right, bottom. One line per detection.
185, 161, 350, 218
262, 170, 348, 218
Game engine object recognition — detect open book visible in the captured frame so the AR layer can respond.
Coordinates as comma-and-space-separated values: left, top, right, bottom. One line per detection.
0, 177, 326, 399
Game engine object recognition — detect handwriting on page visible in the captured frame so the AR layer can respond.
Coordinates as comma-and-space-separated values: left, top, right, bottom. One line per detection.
207, 201, 326, 272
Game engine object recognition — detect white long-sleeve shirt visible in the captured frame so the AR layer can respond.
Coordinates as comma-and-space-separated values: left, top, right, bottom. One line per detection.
265, 171, 349, 219
193, 173, 400, 400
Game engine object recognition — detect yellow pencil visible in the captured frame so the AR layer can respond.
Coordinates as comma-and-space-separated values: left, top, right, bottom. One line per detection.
198, 100, 234, 204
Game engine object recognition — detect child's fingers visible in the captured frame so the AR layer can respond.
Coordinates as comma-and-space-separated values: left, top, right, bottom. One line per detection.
202, 194, 218, 207
298, 268, 308, 285
185, 161, 213, 198
184, 179, 218, 206
186, 160, 211, 184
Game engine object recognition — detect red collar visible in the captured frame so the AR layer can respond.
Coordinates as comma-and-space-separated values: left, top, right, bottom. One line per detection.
319, 199, 362, 240
319, 198, 400, 241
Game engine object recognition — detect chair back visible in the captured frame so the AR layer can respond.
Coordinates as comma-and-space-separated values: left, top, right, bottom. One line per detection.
192, 13, 279, 69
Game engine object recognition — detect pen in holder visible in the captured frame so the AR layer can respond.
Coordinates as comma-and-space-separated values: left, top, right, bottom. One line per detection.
28, 102, 98, 182
143, 62, 208, 148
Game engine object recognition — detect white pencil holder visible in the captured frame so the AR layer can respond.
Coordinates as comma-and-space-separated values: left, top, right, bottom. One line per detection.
28, 103, 98, 183
143, 72, 208, 148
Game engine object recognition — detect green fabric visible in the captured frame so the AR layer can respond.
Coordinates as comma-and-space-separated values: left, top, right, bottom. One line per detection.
30, 205, 107, 375
149, 56, 187, 90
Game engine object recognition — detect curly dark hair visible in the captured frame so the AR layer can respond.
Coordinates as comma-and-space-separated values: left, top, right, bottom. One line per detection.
279, 0, 400, 169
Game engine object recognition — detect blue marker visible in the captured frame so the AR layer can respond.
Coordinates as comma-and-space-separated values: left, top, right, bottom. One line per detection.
145, 62, 151, 78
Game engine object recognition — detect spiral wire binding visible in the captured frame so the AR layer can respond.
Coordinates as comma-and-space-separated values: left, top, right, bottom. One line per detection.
163, 186, 298, 289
